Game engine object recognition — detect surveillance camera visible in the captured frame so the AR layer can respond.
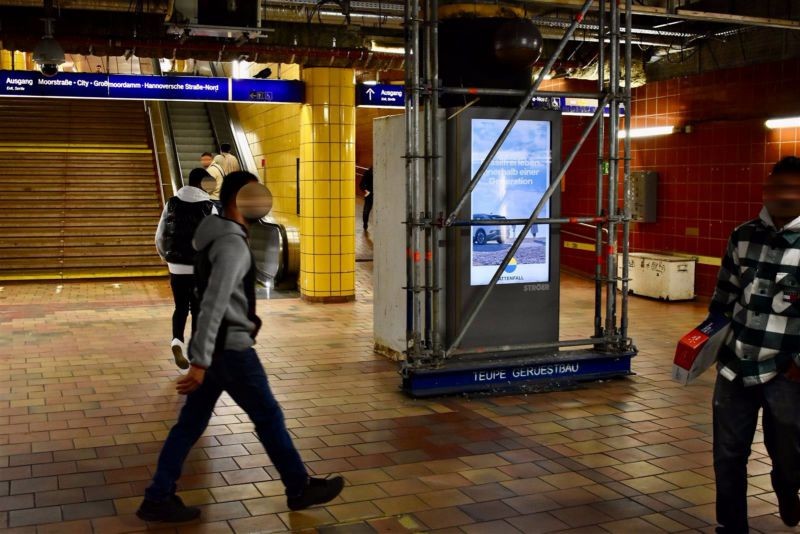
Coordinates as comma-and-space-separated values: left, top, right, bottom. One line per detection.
39, 63, 60, 77
33, 36, 65, 77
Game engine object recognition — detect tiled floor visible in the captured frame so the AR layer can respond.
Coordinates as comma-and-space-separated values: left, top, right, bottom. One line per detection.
0, 266, 789, 534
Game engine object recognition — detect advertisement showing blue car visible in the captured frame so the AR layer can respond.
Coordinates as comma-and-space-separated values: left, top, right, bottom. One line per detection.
470, 118, 552, 286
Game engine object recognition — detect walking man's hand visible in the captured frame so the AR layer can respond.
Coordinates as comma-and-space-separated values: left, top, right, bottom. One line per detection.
177, 366, 205, 395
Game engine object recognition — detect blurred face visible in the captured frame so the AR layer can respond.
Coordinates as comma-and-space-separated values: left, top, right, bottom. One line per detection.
237, 182, 272, 221
200, 155, 213, 168
764, 173, 800, 222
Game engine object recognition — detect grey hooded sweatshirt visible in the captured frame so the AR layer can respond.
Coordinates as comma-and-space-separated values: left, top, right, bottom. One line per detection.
188, 215, 260, 369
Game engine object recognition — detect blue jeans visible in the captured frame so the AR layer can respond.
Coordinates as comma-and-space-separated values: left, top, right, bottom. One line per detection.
145, 348, 308, 501
713, 372, 800, 533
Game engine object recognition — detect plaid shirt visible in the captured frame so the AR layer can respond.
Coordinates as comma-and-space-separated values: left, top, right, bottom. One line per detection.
710, 207, 800, 386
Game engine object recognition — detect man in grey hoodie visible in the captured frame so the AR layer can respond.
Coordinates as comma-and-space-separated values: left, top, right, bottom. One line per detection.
138, 172, 344, 524
155, 168, 217, 369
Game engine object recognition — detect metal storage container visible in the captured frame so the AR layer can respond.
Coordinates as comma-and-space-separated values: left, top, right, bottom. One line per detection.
618, 252, 696, 301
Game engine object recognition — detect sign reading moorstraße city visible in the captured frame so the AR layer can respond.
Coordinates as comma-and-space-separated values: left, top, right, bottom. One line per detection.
0, 70, 304, 104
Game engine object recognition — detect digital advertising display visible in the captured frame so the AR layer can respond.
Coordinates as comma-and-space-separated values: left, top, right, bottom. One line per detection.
446, 107, 561, 352
470, 118, 552, 286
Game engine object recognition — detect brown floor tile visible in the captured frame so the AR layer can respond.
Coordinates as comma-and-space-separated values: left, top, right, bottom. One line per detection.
506, 512, 570, 533
8, 506, 62, 528
413, 506, 474, 529
377, 479, 430, 497
241, 495, 288, 516
229, 514, 287, 534
36, 488, 85, 507
37, 519, 93, 534
199, 501, 251, 522
326, 501, 383, 523
460, 500, 519, 521
279, 508, 338, 530
0, 494, 34, 512
460, 519, 523, 534
0, 273, 745, 532
373, 495, 429, 515
61, 500, 116, 521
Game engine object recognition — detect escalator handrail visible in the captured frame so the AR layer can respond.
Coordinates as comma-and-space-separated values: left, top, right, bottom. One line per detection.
152, 60, 185, 189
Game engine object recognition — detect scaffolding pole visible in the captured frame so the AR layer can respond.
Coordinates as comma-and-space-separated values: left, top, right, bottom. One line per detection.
402, 0, 635, 371
605, 0, 620, 344
620, 0, 633, 343
403, 0, 423, 361
594, 0, 606, 341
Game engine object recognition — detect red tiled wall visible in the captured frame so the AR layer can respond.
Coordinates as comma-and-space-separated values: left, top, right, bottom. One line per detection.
556, 59, 800, 297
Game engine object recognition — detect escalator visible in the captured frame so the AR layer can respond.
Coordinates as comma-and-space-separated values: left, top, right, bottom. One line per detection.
165, 101, 219, 182
154, 63, 300, 290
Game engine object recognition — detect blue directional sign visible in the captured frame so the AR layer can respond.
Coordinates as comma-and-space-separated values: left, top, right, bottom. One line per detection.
356, 83, 405, 108
107, 74, 229, 101
2, 70, 109, 98
231, 78, 304, 103
1, 70, 305, 104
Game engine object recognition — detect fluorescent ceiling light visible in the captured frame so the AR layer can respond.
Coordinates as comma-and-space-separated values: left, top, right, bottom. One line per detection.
653, 19, 684, 29
766, 117, 800, 129
619, 126, 675, 139
370, 40, 405, 55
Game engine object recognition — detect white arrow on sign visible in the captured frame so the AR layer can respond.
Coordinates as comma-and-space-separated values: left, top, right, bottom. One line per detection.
365, 87, 375, 101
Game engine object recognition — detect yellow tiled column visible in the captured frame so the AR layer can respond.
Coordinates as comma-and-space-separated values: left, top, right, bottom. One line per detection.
299, 68, 356, 302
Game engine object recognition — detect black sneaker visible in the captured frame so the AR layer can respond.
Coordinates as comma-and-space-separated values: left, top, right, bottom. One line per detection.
287, 476, 345, 511
136, 494, 201, 523
777, 490, 800, 527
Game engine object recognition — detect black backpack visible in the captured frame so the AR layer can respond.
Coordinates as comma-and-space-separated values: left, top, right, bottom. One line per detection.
163, 197, 214, 265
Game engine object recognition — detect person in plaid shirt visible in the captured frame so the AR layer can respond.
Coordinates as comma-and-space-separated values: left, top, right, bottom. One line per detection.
710, 156, 800, 533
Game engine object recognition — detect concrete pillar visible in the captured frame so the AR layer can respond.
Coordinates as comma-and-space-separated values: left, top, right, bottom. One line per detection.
299, 67, 356, 302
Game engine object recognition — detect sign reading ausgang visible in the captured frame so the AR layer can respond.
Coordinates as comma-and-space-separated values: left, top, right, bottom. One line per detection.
356, 83, 405, 108
0, 70, 304, 104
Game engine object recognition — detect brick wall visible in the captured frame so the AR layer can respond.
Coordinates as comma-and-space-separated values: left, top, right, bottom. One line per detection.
557, 58, 800, 297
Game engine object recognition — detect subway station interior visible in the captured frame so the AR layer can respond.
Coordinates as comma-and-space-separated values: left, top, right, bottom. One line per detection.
2, 0, 800, 532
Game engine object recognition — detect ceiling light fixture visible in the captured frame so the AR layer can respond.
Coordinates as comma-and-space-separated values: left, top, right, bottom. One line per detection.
370, 40, 405, 55
618, 126, 676, 139
653, 19, 684, 29
765, 117, 800, 129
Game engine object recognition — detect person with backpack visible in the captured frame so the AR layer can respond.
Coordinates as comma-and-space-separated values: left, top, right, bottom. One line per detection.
200, 151, 225, 200
138, 172, 344, 523
155, 168, 217, 370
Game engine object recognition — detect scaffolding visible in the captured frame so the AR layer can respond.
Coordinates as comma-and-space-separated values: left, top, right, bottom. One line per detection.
401, 0, 637, 387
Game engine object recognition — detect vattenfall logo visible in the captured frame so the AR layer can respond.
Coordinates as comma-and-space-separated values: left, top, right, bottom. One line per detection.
504, 257, 518, 273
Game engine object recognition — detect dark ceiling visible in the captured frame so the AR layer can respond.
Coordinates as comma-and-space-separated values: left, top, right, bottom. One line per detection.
0, 0, 798, 75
